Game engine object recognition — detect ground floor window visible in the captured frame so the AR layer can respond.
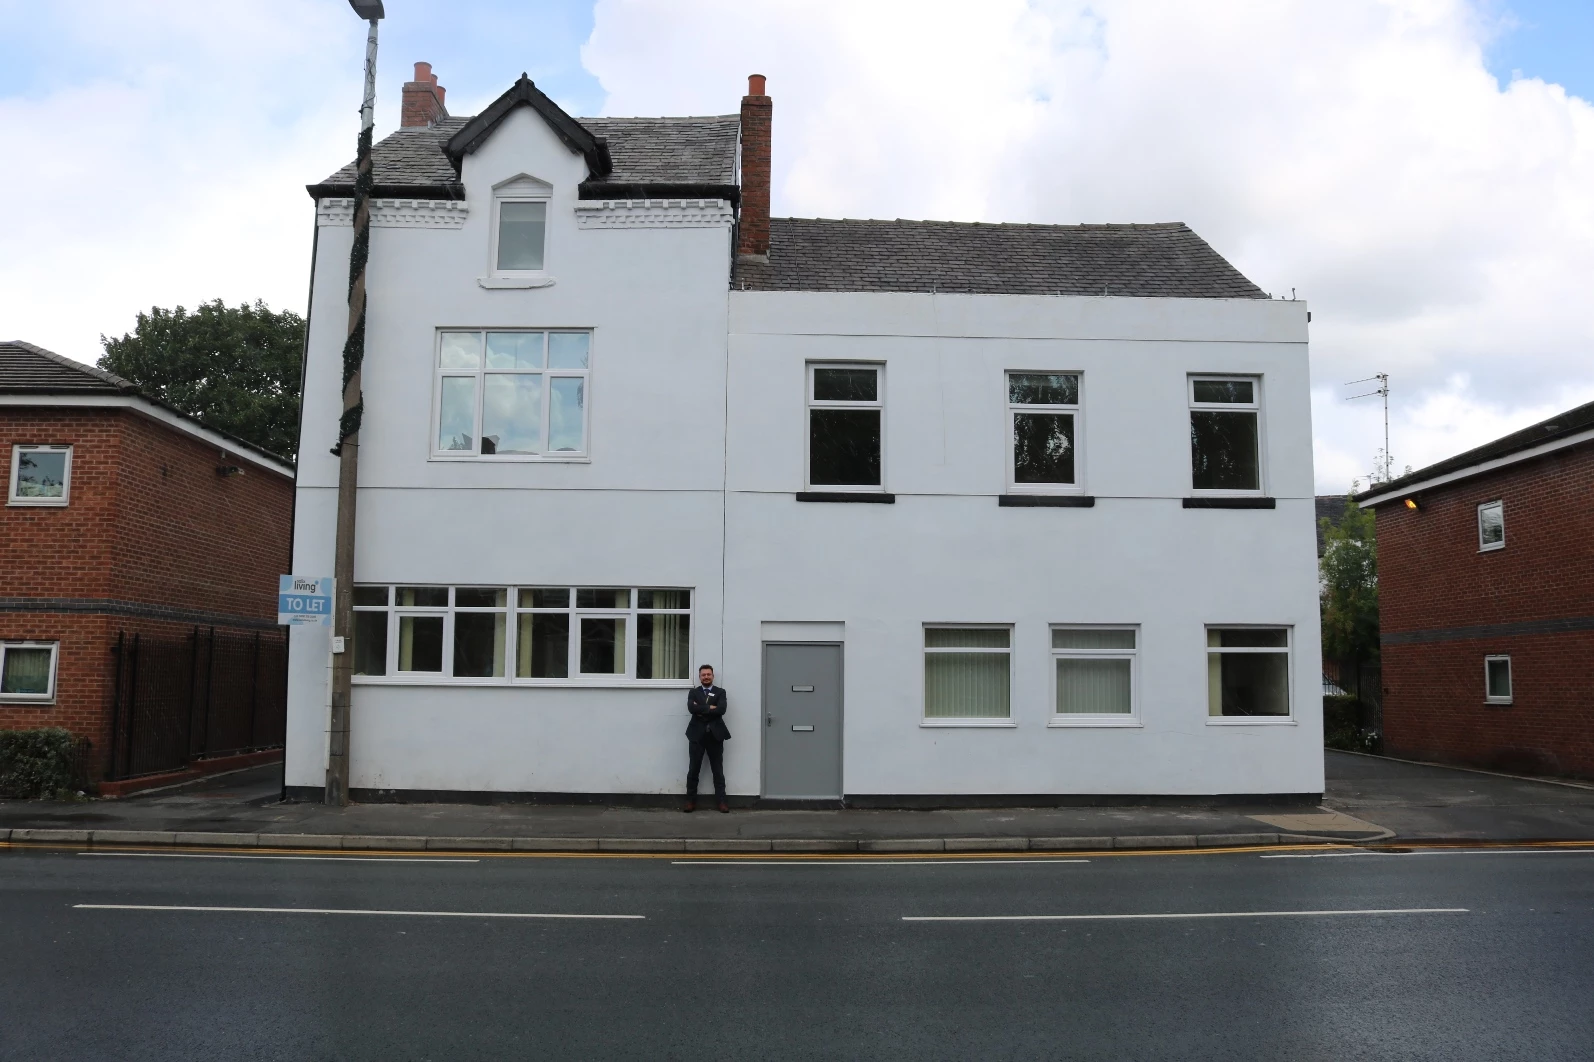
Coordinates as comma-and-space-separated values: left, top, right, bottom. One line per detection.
351, 586, 691, 684
1484, 655, 1512, 704
1051, 627, 1137, 723
923, 626, 1012, 722
1206, 627, 1291, 718
0, 641, 58, 701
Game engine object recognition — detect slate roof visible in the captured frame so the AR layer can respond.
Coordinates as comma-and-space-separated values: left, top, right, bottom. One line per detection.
0, 340, 136, 394
309, 114, 740, 199
0, 340, 292, 471
1356, 398, 1594, 504
1315, 494, 1352, 556
732, 219, 1268, 298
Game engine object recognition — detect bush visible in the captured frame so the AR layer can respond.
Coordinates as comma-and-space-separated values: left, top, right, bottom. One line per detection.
0, 729, 85, 799
1323, 696, 1378, 753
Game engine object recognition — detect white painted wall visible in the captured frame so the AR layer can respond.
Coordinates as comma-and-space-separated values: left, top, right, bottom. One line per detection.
722, 292, 1322, 796
288, 106, 1322, 798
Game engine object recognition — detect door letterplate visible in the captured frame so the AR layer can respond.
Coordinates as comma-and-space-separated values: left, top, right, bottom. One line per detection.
792, 724, 815, 732
791, 685, 815, 692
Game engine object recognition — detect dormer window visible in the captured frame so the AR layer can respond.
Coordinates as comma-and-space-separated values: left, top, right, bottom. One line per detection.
483, 174, 554, 289
497, 201, 546, 270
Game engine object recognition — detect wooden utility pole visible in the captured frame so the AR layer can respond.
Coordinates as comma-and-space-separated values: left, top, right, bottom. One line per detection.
327, 1, 384, 805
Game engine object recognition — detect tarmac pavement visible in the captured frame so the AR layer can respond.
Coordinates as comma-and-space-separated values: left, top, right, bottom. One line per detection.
2, 751, 1592, 850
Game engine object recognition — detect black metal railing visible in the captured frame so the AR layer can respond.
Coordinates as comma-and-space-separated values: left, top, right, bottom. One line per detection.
107, 627, 287, 780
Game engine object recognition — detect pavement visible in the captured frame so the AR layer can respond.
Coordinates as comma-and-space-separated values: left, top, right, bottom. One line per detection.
2, 751, 1592, 851
5, 842, 1594, 1059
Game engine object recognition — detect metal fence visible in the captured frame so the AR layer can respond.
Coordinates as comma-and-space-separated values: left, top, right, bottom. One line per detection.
1322, 657, 1383, 752
106, 627, 287, 780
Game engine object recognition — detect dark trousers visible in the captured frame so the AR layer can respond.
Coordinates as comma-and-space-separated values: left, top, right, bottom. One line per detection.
686, 738, 726, 801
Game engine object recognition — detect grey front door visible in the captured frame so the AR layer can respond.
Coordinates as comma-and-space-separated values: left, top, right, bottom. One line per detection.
761, 643, 843, 799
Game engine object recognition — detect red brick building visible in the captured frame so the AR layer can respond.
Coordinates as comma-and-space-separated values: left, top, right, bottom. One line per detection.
1, 340, 295, 784
1357, 400, 1594, 779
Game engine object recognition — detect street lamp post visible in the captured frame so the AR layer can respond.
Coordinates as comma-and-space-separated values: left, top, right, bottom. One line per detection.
327, 0, 384, 805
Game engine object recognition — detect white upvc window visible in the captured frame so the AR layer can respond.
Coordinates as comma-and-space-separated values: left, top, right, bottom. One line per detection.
807, 363, 884, 491
1050, 626, 1138, 726
1189, 376, 1264, 494
0, 641, 58, 702
922, 625, 1013, 726
1478, 500, 1505, 551
350, 585, 692, 686
8, 444, 72, 506
433, 330, 590, 460
1206, 626, 1293, 722
482, 174, 554, 288
1008, 372, 1082, 492
1484, 655, 1513, 704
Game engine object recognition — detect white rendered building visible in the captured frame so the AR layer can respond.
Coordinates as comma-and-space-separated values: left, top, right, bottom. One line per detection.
284, 68, 1322, 802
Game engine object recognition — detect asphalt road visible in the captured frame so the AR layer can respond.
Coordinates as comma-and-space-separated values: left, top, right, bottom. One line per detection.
3, 845, 1592, 1061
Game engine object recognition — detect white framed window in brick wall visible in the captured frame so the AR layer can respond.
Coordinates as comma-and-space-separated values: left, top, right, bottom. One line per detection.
1478, 500, 1505, 551
1484, 655, 1512, 704
8, 444, 72, 506
350, 585, 692, 686
432, 330, 590, 460
0, 641, 58, 702
1008, 372, 1084, 493
1050, 626, 1139, 726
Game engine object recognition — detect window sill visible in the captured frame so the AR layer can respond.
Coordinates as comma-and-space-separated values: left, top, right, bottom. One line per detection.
352, 677, 695, 689
1000, 494, 1094, 508
1205, 716, 1296, 725
920, 719, 1017, 728
1048, 717, 1141, 728
477, 274, 557, 289
1479, 545, 1505, 553
427, 453, 590, 463
1183, 496, 1276, 509
0, 697, 56, 705
6, 499, 69, 507
797, 492, 895, 504
1484, 698, 1513, 706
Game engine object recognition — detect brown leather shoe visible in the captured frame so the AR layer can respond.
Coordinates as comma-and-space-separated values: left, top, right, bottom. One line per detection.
683, 801, 696, 813
717, 801, 730, 813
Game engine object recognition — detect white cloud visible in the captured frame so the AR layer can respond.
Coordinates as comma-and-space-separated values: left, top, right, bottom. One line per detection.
585, 0, 1594, 491
0, 1, 364, 365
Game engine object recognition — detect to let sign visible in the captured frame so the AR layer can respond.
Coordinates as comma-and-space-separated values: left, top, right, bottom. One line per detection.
278, 575, 333, 626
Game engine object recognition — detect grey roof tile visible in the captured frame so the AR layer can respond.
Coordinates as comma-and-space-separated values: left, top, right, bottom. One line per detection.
732, 218, 1268, 298
0, 340, 135, 394
311, 114, 739, 196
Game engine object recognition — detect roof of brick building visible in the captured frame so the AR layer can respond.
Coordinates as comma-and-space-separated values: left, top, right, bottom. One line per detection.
732, 218, 1268, 298
1356, 398, 1594, 503
0, 340, 136, 394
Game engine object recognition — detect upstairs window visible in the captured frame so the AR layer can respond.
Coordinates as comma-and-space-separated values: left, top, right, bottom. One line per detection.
808, 364, 883, 490
1478, 500, 1504, 551
1008, 372, 1081, 491
488, 175, 552, 281
434, 330, 590, 458
8, 444, 71, 506
1190, 376, 1262, 492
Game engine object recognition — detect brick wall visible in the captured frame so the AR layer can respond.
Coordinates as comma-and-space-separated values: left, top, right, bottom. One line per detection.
1374, 442, 1594, 779
1, 406, 294, 779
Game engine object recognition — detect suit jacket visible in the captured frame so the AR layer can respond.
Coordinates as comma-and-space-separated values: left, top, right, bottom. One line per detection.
685, 685, 731, 742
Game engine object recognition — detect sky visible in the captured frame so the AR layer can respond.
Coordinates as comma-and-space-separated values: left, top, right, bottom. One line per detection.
1, 0, 1590, 493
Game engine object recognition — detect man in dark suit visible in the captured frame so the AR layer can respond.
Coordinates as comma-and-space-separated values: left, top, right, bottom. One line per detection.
685, 664, 730, 813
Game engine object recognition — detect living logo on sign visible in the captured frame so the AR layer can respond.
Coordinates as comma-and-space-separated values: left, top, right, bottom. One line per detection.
278, 575, 334, 626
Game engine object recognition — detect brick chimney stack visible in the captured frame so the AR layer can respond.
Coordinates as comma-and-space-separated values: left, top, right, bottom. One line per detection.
401, 62, 448, 128
737, 74, 771, 261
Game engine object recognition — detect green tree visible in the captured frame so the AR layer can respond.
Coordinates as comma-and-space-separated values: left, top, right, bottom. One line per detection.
1320, 493, 1380, 666
100, 299, 304, 460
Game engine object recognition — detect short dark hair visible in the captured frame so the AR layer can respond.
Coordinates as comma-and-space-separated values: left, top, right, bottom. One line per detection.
698, 664, 714, 673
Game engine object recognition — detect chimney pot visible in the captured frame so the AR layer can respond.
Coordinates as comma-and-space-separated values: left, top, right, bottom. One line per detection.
401, 61, 449, 128
738, 75, 772, 259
